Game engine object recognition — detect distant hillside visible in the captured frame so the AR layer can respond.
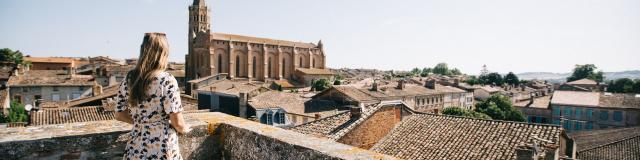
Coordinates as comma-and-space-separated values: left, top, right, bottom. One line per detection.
517, 70, 640, 83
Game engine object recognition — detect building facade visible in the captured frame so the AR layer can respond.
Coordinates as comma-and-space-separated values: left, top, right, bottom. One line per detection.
550, 91, 640, 132
186, 0, 327, 83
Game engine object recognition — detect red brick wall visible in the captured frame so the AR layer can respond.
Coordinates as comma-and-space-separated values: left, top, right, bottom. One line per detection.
338, 106, 402, 149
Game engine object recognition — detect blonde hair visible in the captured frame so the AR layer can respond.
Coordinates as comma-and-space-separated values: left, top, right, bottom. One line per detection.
127, 33, 170, 106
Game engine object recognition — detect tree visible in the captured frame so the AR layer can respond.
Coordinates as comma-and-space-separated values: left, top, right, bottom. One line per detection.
410, 67, 422, 76
503, 72, 519, 86
608, 78, 635, 93
0, 112, 6, 123
0, 48, 25, 65
333, 80, 342, 85
443, 107, 491, 120
420, 67, 431, 77
312, 79, 331, 91
465, 76, 481, 85
432, 63, 450, 75
7, 101, 29, 123
450, 68, 462, 75
479, 72, 504, 86
634, 79, 640, 94
474, 95, 525, 122
567, 64, 604, 82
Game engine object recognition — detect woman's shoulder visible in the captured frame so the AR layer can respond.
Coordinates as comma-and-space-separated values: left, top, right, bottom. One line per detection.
158, 71, 177, 81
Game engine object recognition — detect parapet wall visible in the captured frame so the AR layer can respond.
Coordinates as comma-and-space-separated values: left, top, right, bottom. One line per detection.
0, 112, 397, 160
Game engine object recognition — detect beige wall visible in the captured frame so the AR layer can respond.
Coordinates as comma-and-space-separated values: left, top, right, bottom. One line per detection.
338, 106, 402, 149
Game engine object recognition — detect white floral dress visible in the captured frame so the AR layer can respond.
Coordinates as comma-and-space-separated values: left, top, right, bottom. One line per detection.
115, 72, 184, 160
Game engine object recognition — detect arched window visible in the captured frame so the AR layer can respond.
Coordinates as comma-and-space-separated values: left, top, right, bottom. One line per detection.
217, 54, 222, 73
265, 110, 274, 125
277, 111, 286, 124
236, 55, 240, 77
312, 60, 316, 68
268, 57, 272, 77
299, 57, 303, 67
252, 56, 257, 78
282, 58, 286, 77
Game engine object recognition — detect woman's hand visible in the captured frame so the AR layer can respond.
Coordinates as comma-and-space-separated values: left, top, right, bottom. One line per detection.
177, 125, 192, 134
169, 112, 191, 134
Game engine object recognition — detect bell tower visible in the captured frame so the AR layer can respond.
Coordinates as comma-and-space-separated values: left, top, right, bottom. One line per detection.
186, 0, 211, 86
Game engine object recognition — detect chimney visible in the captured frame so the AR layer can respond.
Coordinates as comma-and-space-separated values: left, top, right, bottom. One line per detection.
67, 67, 76, 77
93, 85, 103, 96
454, 79, 460, 86
425, 79, 437, 90
350, 106, 362, 120
238, 92, 248, 118
397, 79, 406, 90
371, 81, 378, 91
521, 85, 526, 91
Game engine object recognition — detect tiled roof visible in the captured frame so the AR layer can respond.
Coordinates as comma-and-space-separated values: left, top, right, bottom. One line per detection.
598, 93, 640, 109
371, 114, 563, 160
249, 90, 343, 117
211, 33, 318, 49
7, 70, 95, 86
29, 106, 115, 126
433, 84, 466, 93
326, 85, 379, 102
295, 68, 334, 75
479, 85, 501, 93
577, 135, 640, 160
197, 79, 267, 96
514, 96, 551, 109
566, 78, 598, 85
290, 102, 401, 140
24, 57, 75, 64
569, 126, 640, 151
550, 91, 600, 107
0, 66, 13, 79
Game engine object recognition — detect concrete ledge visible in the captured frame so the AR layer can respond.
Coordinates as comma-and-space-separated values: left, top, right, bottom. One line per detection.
0, 112, 398, 159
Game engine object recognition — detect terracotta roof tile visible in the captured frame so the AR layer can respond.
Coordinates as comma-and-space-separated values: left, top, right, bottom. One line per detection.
7, 70, 94, 86
29, 106, 115, 126
371, 114, 563, 160
295, 68, 334, 75
566, 78, 598, 85
577, 135, 640, 160
211, 33, 318, 48
249, 91, 343, 117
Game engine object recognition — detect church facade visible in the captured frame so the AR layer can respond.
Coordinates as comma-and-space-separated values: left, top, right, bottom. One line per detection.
186, 0, 326, 82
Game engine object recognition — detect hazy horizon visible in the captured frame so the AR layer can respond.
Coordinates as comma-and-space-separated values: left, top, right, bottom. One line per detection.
1, 0, 638, 75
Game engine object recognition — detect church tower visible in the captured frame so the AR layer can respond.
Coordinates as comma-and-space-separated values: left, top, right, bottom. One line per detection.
186, 0, 210, 84
188, 0, 210, 53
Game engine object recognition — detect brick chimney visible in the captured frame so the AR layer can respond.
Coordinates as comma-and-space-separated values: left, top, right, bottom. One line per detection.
396, 79, 406, 90
425, 79, 437, 90
371, 81, 378, 91
350, 106, 362, 120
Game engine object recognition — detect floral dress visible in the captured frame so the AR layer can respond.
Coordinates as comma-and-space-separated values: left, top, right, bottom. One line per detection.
115, 72, 184, 160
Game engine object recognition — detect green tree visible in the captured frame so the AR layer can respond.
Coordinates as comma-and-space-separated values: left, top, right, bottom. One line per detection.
474, 95, 525, 122
450, 68, 462, 75
333, 80, 342, 85
7, 101, 29, 123
420, 67, 431, 77
634, 79, 640, 94
312, 79, 331, 91
0, 48, 25, 65
432, 63, 450, 75
608, 78, 635, 93
503, 72, 520, 86
443, 107, 491, 120
0, 112, 6, 123
480, 72, 504, 86
410, 67, 422, 76
567, 64, 604, 82
465, 76, 481, 85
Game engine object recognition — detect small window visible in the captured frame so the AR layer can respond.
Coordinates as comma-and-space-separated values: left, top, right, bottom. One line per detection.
575, 122, 582, 130
78, 86, 85, 91
53, 86, 59, 92
564, 107, 572, 117
599, 111, 609, 121
563, 121, 572, 130
552, 107, 561, 116
552, 119, 561, 125
52, 94, 60, 101
266, 112, 273, 125
22, 87, 29, 92
586, 109, 593, 120
278, 111, 286, 124
586, 122, 593, 130
613, 111, 623, 122
575, 108, 582, 119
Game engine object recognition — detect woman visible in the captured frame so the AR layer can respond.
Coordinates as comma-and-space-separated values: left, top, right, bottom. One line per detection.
115, 33, 191, 160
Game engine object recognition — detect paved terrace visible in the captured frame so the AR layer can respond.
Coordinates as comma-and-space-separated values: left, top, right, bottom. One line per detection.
0, 112, 397, 159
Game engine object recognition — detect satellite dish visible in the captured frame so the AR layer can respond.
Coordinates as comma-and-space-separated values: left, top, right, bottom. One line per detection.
25, 104, 33, 111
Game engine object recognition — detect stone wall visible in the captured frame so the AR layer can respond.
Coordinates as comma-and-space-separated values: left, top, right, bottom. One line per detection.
1, 112, 398, 160
338, 106, 402, 149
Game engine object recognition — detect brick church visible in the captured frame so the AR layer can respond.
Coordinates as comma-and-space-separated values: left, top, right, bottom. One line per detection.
185, 0, 327, 82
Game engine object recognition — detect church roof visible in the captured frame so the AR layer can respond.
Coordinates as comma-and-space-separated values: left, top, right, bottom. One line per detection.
211, 33, 318, 49
567, 78, 598, 85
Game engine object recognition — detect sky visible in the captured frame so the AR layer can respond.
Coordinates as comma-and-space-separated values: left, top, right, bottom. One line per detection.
1, 0, 639, 75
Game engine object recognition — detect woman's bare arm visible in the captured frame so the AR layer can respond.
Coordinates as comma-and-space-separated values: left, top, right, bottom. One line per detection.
115, 109, 134, 124
170, 112, 191, 134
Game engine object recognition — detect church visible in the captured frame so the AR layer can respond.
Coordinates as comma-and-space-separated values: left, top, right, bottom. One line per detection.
185, 0, 327, 82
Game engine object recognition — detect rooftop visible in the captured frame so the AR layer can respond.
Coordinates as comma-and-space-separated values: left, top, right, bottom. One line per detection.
295, 68, 334, 75
566, 78, 598, 85
371, 114, 564, 160
197, 79, 267, 96
550, 91, 600, 107
7, 70, 95, 87
249, 90, 345, 117
514, 96, 551, 109
569, 126, 640, 151
211, 32, 319, 49
598, 92, 640, 109
29, 106, 114, 126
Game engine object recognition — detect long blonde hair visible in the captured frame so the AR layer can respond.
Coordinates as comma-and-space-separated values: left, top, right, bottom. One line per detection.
127, 33, 170, 106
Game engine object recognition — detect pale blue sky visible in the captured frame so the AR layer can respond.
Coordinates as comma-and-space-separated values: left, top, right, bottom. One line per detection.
1, 0, 638, 74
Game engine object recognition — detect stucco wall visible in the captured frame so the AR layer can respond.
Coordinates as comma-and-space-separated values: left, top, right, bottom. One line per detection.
338, 106, 402, 149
